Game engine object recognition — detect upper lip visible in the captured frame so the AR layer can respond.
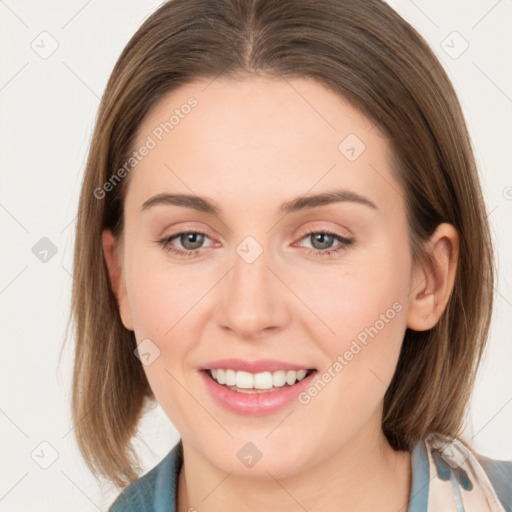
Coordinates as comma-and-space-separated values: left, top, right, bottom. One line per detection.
200, 358, 315, 373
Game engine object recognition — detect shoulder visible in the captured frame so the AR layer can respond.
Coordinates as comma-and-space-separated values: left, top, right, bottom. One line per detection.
108, 440, 183, 512
476, 453, 512, 512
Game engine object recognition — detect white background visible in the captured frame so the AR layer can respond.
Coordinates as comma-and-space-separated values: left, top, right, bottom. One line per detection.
0, 1, 511, 510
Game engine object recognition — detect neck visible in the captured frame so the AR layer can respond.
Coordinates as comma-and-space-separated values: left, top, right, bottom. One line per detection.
177, 428, 412, 512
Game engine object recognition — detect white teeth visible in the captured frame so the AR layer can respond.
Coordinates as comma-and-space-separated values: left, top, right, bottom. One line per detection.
296, 369, 307, 381
236, 371, 254, 389
272, 370, 286, 387
209, 368, 311, 390
225, 369, 236, 386
253, 371, 273, 389
285, 370, 297, 385
216, 368, 226, 385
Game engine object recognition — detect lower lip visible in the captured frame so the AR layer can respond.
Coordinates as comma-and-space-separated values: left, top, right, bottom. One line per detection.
199, 370, 317, 416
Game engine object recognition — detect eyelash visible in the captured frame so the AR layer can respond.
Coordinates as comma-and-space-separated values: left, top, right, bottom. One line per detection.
156, 228, 354, 258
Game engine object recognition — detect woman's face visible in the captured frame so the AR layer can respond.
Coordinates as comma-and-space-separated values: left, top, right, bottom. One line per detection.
108, 76, 418, 477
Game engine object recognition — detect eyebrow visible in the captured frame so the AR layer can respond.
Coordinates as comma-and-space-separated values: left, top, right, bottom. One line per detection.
140, 189, 377, 215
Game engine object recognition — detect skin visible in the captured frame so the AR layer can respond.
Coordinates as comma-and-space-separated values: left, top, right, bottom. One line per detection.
102, 76, 459, 512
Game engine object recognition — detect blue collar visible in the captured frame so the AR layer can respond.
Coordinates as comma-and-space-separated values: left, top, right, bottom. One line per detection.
408, 440, 429, 512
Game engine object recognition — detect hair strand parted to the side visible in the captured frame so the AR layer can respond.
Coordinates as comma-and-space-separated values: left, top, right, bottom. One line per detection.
65, 0, 494, 489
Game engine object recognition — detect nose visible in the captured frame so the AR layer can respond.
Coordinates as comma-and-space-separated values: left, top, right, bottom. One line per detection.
216, 240, 292, 340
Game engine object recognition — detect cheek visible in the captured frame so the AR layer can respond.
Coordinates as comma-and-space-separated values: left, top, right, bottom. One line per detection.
126, 254, 205, 341
294, 238, 412, 388
124, 261, 204, 431
298, 248, 410, 341
123, 253, 210, 404
292, 254, 410, 441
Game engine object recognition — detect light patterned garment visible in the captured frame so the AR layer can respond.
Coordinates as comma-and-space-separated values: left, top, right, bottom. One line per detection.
409, 433, 512, 512
109, 434, 512, 511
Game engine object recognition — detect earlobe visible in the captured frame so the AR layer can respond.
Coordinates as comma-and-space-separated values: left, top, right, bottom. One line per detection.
101, 230, 134, 331
406, 223, 459, 331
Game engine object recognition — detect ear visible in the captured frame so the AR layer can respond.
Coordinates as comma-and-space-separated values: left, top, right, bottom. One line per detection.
102, 229, 134, 331
406, 223, 459, 331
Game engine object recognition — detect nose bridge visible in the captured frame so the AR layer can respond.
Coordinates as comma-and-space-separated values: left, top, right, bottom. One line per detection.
217, 234, 289, 337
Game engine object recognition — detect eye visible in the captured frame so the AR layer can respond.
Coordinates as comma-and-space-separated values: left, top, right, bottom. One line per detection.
157, 230, 213, 257
297, 229, 354, 257
156, 228, 354, 258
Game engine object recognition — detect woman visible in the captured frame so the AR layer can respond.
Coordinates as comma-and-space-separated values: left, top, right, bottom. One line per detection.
67, 0, 512, 510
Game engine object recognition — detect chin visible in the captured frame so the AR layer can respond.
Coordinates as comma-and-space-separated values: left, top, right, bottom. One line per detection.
200, 434, 315, 480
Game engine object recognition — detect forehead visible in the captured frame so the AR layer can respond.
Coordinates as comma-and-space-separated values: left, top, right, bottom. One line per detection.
126, 76, 399, 213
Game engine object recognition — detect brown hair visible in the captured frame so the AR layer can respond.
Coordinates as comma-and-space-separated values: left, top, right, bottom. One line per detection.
65, 0, 494, 489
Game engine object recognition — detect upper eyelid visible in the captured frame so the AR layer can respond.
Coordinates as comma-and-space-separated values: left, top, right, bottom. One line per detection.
163, 230, 216, 248
294, 230, 353, 250
160, 220, 352, 238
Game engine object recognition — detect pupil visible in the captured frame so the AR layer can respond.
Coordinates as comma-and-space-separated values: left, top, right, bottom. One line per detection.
182, 233, 203, 250
312, 233, 333, 250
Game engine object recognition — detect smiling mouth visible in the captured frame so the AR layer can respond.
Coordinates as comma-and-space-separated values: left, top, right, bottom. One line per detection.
204, 368, 316, 394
